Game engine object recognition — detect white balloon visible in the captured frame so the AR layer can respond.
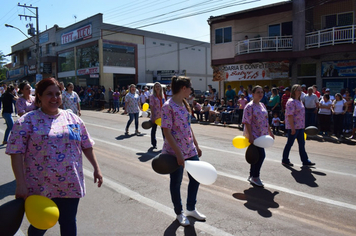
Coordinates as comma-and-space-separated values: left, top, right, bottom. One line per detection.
139, 111, 142, 117
142, 111, 148, 117
253, 135, 274, 148
185, 161, 217, 185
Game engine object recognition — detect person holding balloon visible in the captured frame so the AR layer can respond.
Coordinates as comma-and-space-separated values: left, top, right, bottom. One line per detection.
125, 84, 142, 135
6, 78, 103, 236
161, 76, 205, 226
282, 84, 315, 167
242, 85, 274, 187
149, 82, 165, 149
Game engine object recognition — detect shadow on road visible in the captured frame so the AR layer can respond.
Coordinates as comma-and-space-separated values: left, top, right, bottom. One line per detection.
137, 148, 161, 162
164, 219, 198, 236
0, 180, 16, 200
233, 187, 279, 218
282, 165, 326, 187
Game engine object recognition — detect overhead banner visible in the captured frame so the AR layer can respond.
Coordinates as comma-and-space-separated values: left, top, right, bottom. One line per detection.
213, 61, 289, 81
322, 60, 356, 77
77, 66, 99, 76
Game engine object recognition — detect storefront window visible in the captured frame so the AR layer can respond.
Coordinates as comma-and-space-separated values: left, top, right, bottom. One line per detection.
58, 51, 75, 72
103, 43, 135, 67
77, 44, 99, 69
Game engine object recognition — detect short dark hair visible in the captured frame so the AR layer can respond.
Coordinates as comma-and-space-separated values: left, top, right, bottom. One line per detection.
35, 78, 61, 106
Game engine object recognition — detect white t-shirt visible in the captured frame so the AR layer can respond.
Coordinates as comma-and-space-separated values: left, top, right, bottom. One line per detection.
333, 99, 346, 114
303, 94, 319, 108
318, 100, 332, 115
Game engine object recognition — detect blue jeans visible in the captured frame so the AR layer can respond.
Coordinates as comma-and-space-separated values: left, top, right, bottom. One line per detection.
344, 112, 352, 130
250, 146, 265, 178
282, 129, 310, 164
170, 155, 200, 215
28, 198, 80, 236
113, 100, 120, 111
126, 113, 139, 131
3, 113, 13, 142
353, 116, 356, 129
151, 123, 164, 147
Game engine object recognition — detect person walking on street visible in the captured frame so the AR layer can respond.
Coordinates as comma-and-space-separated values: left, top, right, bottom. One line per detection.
161, 76, 205, 226
282, 84, 315, 167
62, 82, 81, 116
243, 85, 274, 187
6, 78, 103, 236
149, 82, 165, 149
16, 80, 37, 117
125, 84, 142, 135
112, 88, 120, 113
1, 84, 18, 145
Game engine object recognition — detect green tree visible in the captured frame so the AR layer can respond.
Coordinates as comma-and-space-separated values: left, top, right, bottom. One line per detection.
0, 51, 9, 81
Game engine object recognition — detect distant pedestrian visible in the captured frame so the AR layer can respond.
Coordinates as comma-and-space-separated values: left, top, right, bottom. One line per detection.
1, 84, 18, 145
62, 82, 81, 116
282, 84, 315, 167
16, 80, 37, 117
125, 84, 142, 135
149, 82, 165, 149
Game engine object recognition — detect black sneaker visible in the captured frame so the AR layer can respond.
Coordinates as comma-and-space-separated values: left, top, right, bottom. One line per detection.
303, 162, 315, 166
282, 161, 294, 167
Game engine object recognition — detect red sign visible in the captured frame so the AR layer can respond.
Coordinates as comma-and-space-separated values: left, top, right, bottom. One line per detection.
77, 67, 99, 76
61, 24, 92, 45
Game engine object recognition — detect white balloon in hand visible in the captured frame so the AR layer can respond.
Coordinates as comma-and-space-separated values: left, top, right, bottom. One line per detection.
253, 135, 274, 148
184, 161, 217, 185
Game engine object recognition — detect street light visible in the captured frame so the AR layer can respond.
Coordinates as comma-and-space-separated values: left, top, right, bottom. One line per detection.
5, 23, 40, 75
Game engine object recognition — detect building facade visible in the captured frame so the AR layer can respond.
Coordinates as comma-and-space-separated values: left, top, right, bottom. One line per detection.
6, 13, 216, 93
209, 0, 356, 96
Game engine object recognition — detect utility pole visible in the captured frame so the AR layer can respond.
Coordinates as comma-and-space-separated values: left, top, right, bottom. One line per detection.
18, 3, 42, 81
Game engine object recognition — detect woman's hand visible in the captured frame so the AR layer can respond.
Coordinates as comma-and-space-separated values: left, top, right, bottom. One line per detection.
176, 153, 185, 166
15, 183, 29, 199
196, 147, 202, 157
291, 128, 296, 135
93, 169, 103, 188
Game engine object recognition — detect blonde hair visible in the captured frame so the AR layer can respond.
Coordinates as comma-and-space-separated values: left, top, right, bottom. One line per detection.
152, 82, 164, 98
290, 84, 301, 100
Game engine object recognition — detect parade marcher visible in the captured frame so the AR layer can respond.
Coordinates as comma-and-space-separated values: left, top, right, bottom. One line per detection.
161, 76, 205, 226
62, 82, 81, 116
125, 84, 142, 135
16, 80, 37, 117
1, 84, 18, 145
149, 82, 165, 149
112, 88, 120, 113
6, 78, 103, 236
242, 85, 274, 187
282, 84, 315, 167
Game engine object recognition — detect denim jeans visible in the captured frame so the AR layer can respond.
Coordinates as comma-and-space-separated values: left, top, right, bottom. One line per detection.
113, 100, 120, 111
250, 146, 265, 178
282, 129, 310, 164
151, 123, 164, 147
170, 155, 200, 215
126, 112, 139, 131
2, 113, 13, 142
344, 112, 352, 130
28, 198, 80, 236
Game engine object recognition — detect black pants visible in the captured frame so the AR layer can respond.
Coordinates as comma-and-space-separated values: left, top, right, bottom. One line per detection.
333, 114, 344, 137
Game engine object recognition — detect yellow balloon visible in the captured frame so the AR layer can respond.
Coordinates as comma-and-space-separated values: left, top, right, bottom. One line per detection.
232, 136, 250, 149
25, 195, 59, 230
155, 118, 162, 126
304, 132, 307, 140
142, 103, 149, 112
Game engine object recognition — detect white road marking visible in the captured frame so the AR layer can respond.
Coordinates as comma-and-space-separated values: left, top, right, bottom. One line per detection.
83, 168, 234, 236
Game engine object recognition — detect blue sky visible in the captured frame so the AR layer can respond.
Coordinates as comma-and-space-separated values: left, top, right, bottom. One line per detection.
0, 0, 286, 61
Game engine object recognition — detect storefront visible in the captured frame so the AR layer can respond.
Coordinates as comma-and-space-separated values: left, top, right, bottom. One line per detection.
214, 61, 291, 94
321, 59, 356, 95
153, 70, 186, 85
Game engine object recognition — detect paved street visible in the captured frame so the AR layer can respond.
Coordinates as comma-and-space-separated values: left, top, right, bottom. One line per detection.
0, 109, 355, 236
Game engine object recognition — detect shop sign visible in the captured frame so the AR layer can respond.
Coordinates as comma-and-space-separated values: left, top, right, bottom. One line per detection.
77, 66, 99, 75
213, 61, 289, 81
61, 23, 92, 45
90, 74, 99, 78
322, 60, 356, 77
6, 66, 28, 79
154, 70, 186, 81
28, 65, 37, 75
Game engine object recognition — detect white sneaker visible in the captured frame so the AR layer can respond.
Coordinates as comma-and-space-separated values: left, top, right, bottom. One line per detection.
176, 213, 190, 226
185, 209, 206, 221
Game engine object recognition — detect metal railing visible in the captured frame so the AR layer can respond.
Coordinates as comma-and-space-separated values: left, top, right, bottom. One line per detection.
236, 36, 293, 55
306, 25, 355, 49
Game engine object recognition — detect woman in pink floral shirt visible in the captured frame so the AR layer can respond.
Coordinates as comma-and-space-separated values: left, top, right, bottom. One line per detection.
282, 84, 315, 167
6, 78, 103, 235
161, 76, 205, 226
242, 85, 274, 187
149, 82, 165, 149
16, 81, 37, 117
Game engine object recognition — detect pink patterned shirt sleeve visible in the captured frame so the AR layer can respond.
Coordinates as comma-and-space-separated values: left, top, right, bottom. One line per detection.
285, 98, 305, 129
6, 109, 94, 198
149, 94, 164, 123
242, 102, 269, 140
161, 99, 197, 159
16, 96, 36, 115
